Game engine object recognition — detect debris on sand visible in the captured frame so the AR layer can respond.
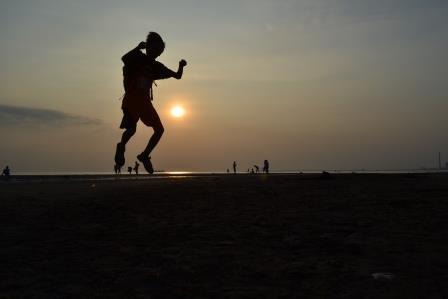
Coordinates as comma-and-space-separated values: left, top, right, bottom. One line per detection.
372, 272, 395, 280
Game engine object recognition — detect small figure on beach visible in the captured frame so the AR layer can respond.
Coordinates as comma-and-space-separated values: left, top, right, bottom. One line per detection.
127, 166, 132, 175
263, 160, 269, 174
134, 161, 140, 175
2, 166, 11, 180
114, 32, 187, 174
114, 164, 123, 174
321, 171, 332, 179
254, 165, 259, 173
233, 161, 237, 174
226, 168, 229, 174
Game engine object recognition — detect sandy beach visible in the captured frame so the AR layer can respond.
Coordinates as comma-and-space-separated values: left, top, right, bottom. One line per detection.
1, 173, 448, 298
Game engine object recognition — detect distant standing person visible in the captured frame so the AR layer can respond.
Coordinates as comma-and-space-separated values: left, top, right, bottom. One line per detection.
134, 161, 140, 175
127, 166, 133, 175
233, 161, 237, 174
263, 160, 270, 174
114, 164, 123, 174
114, 32, 187, 174
2, 166, 11, 180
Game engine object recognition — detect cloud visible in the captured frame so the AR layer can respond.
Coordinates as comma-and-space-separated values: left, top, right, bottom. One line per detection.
0, 104, 102, 127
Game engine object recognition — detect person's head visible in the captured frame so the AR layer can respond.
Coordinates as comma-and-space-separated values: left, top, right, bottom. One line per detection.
146, 32, 165, 59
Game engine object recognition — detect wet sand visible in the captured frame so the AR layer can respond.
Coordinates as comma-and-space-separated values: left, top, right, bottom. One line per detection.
1, 173, 448, 298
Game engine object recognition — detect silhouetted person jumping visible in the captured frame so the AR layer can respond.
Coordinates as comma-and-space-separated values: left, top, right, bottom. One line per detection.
115, 32, 187, 174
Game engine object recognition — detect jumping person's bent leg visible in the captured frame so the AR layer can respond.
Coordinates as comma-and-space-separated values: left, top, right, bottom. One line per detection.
136, 125, 163, 175
137, 103, 163, 174
139, 103, 164, 158
115, 110, 137, 167
120, 127, 136, 145
115, 127, 136, 166
142, 124, 164, 157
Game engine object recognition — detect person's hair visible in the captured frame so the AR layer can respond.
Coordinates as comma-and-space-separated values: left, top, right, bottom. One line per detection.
146, 32, 165, 57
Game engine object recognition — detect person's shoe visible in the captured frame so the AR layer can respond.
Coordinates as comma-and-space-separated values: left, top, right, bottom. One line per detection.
115, 143, 125, 167
137, 153, 154, 174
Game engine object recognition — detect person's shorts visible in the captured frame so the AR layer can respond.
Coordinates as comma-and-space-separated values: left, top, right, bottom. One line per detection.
120, 102, 162, 130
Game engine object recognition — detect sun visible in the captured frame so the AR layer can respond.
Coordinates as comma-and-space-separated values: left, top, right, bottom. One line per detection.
170, 105, 185, 118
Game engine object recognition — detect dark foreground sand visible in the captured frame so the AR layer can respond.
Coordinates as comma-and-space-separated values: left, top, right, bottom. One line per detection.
1, 173, 448, 298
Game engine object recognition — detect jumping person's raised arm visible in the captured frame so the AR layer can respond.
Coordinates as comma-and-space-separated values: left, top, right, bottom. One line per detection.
121, 42, 146, 64
173, 59, 187, 80
151, 59, 187, 80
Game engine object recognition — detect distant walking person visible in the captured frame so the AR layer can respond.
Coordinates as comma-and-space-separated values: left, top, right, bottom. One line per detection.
114, 32, 187, 174
2, 166, 11, 180
134, 161, 140, 175
263, 160, 270, 174
254, 165, 259, 173
233, 161, 237, 174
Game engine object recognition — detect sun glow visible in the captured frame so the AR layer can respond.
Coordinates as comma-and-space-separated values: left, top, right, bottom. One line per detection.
170, 105, 185, 118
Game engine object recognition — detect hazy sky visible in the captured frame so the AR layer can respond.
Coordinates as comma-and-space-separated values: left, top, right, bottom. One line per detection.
1, 0, 447, 172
